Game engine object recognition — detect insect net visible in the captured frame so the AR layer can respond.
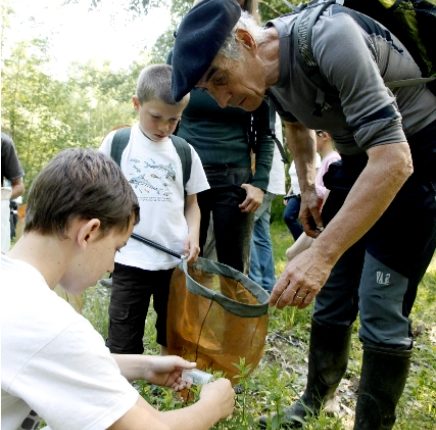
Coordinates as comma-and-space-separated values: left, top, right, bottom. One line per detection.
167, 257, 270, 383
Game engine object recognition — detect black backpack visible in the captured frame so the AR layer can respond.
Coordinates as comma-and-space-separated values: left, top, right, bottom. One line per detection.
248, 99, 289, 164
343, 0, 435, 78
292, 0, 436, 100
110, 127, 192, 188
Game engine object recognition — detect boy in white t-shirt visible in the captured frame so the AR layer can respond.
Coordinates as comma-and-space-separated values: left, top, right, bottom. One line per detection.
99, 64, 209, 355
0, 148, 234, 430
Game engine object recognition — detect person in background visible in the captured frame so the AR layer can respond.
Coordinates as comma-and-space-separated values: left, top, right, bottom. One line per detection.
170, 0, 436, 428
1, 148, 235, 430
1, 132, 25, 241
283, 153, 320, 241
100, 64, 209, 356
249, 113, 286, 292
314, 130, 341, 202
285, 130, 341, 262
170, 0, 273, 274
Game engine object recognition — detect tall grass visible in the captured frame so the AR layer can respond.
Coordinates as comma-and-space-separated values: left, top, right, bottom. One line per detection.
82, 221, 436, 429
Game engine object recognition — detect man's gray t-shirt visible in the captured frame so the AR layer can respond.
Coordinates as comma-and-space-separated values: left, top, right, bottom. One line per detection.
267, 6, 436, 156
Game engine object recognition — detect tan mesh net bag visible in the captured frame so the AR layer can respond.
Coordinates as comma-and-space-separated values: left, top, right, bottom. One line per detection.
167, 257, 270, 383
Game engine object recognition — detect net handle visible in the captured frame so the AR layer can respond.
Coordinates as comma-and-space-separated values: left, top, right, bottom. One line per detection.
131, 233, 184, 259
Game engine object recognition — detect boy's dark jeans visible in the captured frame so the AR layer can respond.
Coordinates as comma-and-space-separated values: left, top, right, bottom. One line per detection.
106, 263, 174, 354
283, 194, 303, 241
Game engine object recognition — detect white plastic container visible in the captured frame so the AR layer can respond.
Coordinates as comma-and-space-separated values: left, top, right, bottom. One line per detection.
182, 368, 214, 385
1, 187, 12, 253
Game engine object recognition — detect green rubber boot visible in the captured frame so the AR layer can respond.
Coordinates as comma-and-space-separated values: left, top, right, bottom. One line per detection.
353, 345, 411, 430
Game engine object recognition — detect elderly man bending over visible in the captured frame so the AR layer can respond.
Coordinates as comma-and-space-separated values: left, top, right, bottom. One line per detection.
170, 1, 436, 429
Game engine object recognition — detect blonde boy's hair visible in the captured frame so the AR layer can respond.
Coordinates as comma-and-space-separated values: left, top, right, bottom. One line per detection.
136, 64, 178, 105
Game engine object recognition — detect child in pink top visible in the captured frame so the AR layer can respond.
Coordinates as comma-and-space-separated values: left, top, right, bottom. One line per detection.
286, 130, 341, 261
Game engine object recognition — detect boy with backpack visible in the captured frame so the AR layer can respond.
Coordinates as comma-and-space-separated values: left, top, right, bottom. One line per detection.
1, 148, 234, 430
99, 64, 209, 355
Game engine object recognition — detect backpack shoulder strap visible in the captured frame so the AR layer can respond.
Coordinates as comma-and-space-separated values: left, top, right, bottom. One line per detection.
170, 134, 192, 188
266, 98, 289, 164
110, 127, 131, 166
294, 0, 336, 75
294, 1, 338, 116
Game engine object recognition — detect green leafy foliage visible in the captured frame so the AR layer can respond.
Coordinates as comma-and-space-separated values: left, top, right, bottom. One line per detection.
1, 39, 144, 194
151, 0, 305, 61
259, 0, 297, 21
2, 39, 76, 190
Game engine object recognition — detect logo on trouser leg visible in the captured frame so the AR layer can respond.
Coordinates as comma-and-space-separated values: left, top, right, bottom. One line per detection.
376, 271, 391, 286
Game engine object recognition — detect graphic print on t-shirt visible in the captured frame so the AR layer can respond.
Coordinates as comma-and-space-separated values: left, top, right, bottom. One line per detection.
128, 157, 177, 202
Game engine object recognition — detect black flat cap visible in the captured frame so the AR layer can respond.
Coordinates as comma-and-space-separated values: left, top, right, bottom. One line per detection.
171, 0, 241, 102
